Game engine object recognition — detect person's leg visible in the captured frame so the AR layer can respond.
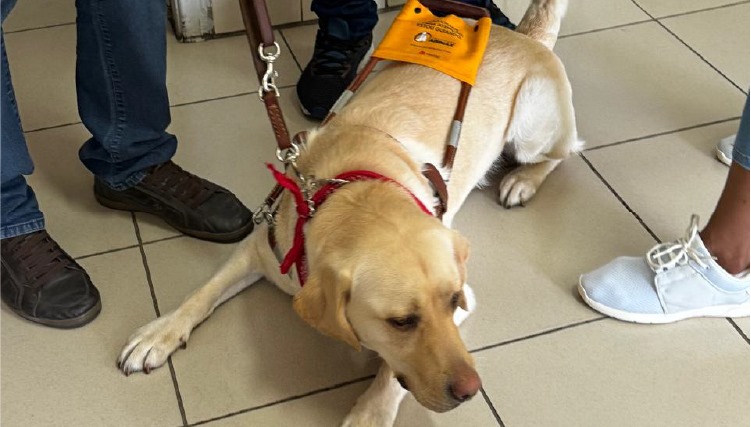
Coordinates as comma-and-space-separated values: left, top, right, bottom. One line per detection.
701, 97, 751, 275
75, 0, 175, 187
297, 0, 377, 120
0, 32, 44, 239
75, 0, 253, 243
312, 0, 378, 41
1, 2, 101, 328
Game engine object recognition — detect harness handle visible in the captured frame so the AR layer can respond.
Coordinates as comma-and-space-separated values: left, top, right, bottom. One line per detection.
418, 0, 490, 20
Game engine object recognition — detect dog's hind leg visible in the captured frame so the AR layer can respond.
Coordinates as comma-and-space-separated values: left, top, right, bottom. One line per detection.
117, 229, 266, 375
342, 362, 408, 427
499, 74, 583, 208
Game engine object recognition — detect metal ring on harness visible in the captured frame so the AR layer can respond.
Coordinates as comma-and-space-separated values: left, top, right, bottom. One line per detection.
276, 143, 301, 164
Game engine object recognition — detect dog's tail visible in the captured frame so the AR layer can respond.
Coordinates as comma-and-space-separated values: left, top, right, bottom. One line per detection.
515, 0, 568, 50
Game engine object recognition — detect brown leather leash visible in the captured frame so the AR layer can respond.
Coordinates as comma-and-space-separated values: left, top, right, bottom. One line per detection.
238, 0, 488, 222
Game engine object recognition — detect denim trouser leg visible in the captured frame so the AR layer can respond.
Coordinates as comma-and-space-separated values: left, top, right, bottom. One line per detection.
76, 0, 177, 190
311, 0, 379, 40
1, 0, 46, 239
732, 97, 750, 171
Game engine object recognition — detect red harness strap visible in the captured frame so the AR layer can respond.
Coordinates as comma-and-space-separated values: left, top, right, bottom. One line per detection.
266, 164, 433, 285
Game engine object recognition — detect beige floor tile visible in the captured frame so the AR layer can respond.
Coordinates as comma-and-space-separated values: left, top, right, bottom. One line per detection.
140, 238, 381, 423
556, 21, 746, 149
24, 124, 139, 258
498, 0, 649, 36
0, 248, 183, 427
2, 0, 75, 33
4, 24, 78, 131
635, 0, 743, 18
4, 25, 296, 132
478, 318, 749, 427
393, 392, 498, 427
135, 86, 317, 241
166, 30, 300, 107
661, 4, 750, 90
732, 318, 750, 338
584, 120, 738, 242
203, 378, 498, 426
452, 156, 655, 349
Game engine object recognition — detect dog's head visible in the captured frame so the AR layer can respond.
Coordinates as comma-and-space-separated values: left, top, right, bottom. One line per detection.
293, 188, 480, 412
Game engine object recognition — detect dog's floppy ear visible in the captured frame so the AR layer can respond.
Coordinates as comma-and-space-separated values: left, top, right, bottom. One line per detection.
452, 231, 470, 311
293, 267, 361, 351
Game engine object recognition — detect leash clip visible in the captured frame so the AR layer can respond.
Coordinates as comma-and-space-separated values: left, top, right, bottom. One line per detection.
257, 42, 281, 99
252, 203, 276, 225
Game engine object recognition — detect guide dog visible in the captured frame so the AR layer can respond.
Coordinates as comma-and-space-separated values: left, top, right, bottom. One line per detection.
118, 0, 581, 424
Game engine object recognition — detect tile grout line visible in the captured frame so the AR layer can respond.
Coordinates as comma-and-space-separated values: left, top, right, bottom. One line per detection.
186, 318, 609, 426
651, 1, 750, 21
74, 233, 184, 261
583, 116, 742, 152
278, 28, 304, 73
469, 317, 607, 354
480, 387, 507, 427
75, 243, 141, 261
131, 213, 190, 427
3, 21, 75, 34
578, 153, 662, 243
630, 0, 746, 95
726, 318, 750, 344
185, 374, 376, 426
558, 19, 653, 40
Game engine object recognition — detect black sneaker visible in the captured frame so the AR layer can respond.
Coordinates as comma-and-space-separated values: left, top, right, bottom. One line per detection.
94, 161, 253, 243
1, 230, 102, 328
296, 31, 373, 120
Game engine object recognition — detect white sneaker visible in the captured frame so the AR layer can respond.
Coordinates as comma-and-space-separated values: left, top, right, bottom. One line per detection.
579, 215, 750, 324
716, 135, 735, 166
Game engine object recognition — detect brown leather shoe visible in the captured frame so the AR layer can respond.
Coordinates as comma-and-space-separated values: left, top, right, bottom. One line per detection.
94, 161, 254, 243
1, 231, 101, 328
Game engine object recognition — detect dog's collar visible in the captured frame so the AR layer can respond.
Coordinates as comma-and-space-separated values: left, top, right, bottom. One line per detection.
266, 163, 433, 285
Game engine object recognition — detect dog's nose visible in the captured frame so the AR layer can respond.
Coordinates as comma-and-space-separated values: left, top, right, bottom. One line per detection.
449, 365, 481, 402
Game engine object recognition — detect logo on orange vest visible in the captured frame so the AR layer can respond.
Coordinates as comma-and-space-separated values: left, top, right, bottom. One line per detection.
413, 31, 456, 47
414, 32, 430, 42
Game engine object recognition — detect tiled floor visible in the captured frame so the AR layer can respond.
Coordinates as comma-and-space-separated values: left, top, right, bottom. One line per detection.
2, 1, 749, 426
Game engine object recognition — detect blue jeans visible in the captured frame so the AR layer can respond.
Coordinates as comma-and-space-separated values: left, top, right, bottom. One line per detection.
1, 0, 177, 239
733, 97, 750, 171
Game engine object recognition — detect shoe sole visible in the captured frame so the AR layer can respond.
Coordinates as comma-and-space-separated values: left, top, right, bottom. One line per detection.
95, 192, 254, 244
715, 146, 732, 166
577, 279, 750, 324
11, 300, 102, 329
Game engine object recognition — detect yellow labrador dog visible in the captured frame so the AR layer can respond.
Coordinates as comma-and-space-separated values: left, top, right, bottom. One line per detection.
118, 0, 580, 424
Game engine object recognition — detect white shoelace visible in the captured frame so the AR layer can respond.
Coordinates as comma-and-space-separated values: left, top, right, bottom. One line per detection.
645, 215, 714, 273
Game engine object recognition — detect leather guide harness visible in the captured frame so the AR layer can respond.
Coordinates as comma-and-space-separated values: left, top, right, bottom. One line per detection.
239, 0, 489, 285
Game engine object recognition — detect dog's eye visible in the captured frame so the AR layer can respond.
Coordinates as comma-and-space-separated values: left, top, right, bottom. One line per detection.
388, 315, 419, 330
451, 292, 461, 308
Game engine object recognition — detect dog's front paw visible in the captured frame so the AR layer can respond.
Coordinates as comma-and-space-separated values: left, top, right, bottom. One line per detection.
341, 405, 397, 427
499, 170, 539, 208
117, 312, 191, 376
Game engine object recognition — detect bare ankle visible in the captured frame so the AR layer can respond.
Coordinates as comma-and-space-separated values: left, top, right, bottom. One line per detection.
701, 230, 750, 275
